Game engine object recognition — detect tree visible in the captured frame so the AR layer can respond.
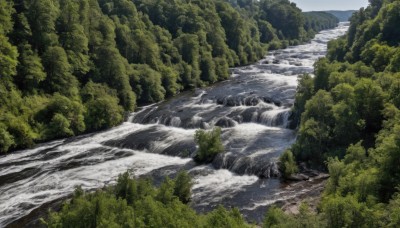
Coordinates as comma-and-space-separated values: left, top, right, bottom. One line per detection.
132, 64, 166, 104
173, 171, 193, 204
37, 94, 86, 138
0, 124, 15, 153
156, 176, 176, 204
380, 1, 400, 46
42, 46, 79, 97
194, 127, 224, 163
0, 35, 18, 80
81, 82, 124, 131
322, 195, 366, 228
279, 150, 298, 178
5, 116, 36, 149
174, 34, 201, 88
263, 206, 294, 228
85, 97, 124, 131
291, 74, 314, 127
160, 65, 180, 97
16, 43, 46, 93
27, 0, 60, 52
46, 113, 74, 138
93, 46, 136, 111
354, 78, 386, 134
0, 0, 14, 35
205, 206, 250, 228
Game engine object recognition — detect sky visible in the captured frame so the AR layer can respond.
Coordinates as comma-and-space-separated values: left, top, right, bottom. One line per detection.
291, 0, 369, 11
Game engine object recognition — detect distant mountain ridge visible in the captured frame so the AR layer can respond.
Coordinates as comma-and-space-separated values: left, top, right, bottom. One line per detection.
324, 10, 357, 21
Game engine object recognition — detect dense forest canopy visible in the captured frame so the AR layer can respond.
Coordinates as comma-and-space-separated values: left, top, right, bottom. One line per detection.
43, 171, 254, 227
0, 0, 338, 154
274, 0, 400, 226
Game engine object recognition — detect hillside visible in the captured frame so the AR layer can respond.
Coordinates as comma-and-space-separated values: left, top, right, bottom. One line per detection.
272, 0, 400, 226
325, 10, 356, 21
0, 0, 338, 154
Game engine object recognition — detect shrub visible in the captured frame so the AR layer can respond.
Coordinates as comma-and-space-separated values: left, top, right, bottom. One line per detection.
279, 150, 298, 178
194, 127, 224, 163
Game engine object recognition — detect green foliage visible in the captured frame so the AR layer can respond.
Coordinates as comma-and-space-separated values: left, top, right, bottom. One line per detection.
194, 127, 224, 163
204, 206, 251, 228
281, 1, 400, 227
37, 94, 85, 139
16, 43, 47, 93
0, 35, 18, 80
322, 195, 368, 228
44, 190, 135, 228
0, 124, 15, 153
0, 0, 340, 154
291, 74, 314, 128
263, 206, 294, 228
173, 171, 193, 204
47, 113, 74, 138
263, 204, 324, 228
42, 46, 79, 97
279, 150, 298, 179
304, 12, 339, 33
44, 171, 251, 228
27, 0, 60, 52
5, 115, 36, 149
0, 0, 15, 35
132, 64, 166, 104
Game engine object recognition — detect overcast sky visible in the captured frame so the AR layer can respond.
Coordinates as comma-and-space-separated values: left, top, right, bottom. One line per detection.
291, 0, 369, 11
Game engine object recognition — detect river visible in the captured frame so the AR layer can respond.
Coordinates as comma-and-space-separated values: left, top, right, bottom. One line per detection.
0, 23, 349, 227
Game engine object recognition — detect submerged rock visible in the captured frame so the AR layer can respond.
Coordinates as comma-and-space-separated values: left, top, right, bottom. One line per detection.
215, 117, 236, 128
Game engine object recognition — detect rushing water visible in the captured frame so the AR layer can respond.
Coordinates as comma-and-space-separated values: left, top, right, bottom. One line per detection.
0, 23, 349, 227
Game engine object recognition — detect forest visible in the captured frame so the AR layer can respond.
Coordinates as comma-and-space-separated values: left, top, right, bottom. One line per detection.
276, 0, 400, 226
0, 0, 338, 154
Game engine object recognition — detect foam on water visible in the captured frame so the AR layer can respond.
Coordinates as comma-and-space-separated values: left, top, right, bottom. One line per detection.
192, 167, 259, 205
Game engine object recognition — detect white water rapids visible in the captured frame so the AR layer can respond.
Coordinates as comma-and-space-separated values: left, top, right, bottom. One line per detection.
0, 23, 349, 226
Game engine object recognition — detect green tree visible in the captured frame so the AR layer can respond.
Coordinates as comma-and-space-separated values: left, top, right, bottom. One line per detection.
0, 35, 18, 80
173, 171, 193, 204
42, 46, 79, 97
263, 206, 294, 228
37, 94, 85, 138
0, 0, 15, 35
5, 116, 36, 149
47, 113, 74, 138
132, 64, 166, 104
156, 176, 176, 204
82, 81, 124, 131
16, 43, 46, 93
354, 78, 386, 134
194, 127, 224, 163
93, 46, 136, 111
279, 150, 298, 179
27, 0, 60, 52
0, 124, 15, 153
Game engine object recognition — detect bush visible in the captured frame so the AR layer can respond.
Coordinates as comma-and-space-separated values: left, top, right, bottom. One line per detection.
46, 113, 74, 138
84, 97, 124, 131
194, 127, 224, 163
0, 124, 15, 153
6, 116, 36, 149
279, 150, 298, 179
174, 171, 193, 204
